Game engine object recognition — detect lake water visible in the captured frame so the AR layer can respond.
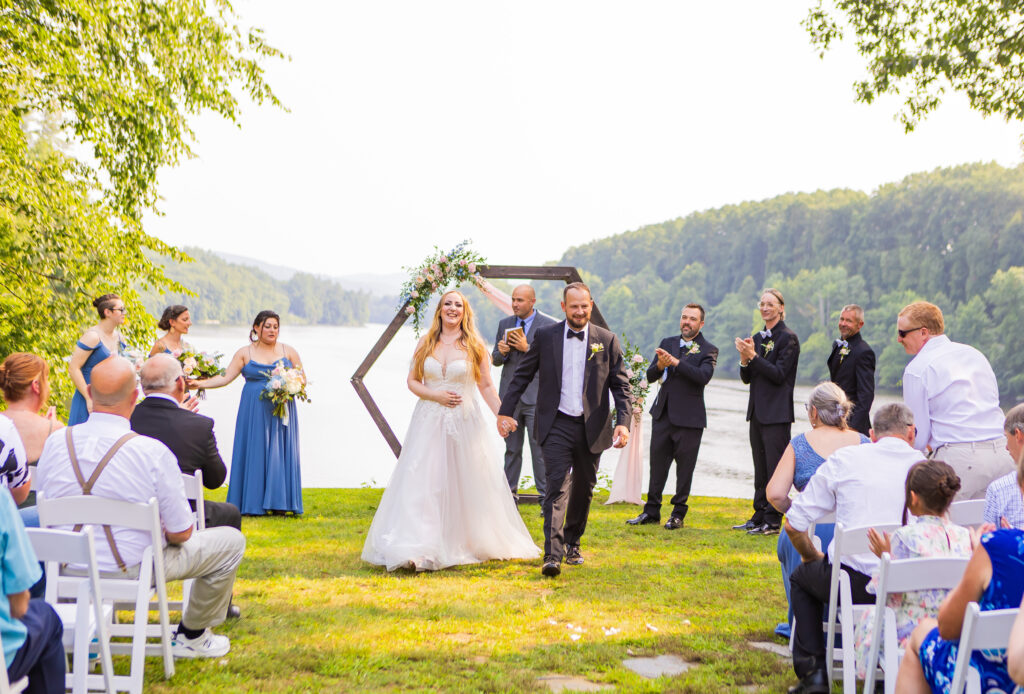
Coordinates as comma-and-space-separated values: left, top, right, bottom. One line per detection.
185, 324, 898, 499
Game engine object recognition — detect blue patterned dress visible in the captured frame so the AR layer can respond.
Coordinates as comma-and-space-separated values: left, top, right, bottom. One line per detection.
777, 432, 870, 625
68, 337, 125, 425
919, 529, 1024, 693
226, 358, 303, 515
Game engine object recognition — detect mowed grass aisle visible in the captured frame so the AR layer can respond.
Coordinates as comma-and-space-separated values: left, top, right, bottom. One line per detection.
144, 489, 793, 692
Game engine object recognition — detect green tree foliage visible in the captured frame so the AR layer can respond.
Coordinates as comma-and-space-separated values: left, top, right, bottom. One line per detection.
141, 249, 369, 327
0, 0, 281, 412
559, 163, 1024, 403
804, 0, 1024, 130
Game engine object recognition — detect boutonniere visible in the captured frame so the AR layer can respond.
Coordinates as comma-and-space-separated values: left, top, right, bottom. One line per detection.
686, 344, 701, 356
839, 346, 850, 361
762, 340, 775, 355
588, 342, 604, 361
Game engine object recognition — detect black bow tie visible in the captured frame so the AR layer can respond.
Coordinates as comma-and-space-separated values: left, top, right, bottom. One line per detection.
567, 329, 584, 341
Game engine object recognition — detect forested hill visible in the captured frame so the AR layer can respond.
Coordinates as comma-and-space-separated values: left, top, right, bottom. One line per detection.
141, 248, 370, 326
539, 162, 1024, 402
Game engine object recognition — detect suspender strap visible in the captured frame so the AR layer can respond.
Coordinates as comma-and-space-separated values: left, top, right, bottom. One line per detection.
65, 426, 138, 573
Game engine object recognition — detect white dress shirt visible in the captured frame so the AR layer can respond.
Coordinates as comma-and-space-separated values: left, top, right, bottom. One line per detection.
558, 323, 588, 417
786, 436, 925, 576
0, 415, 28, 489
36, 412, 194, 573
902, 335, 1005, 450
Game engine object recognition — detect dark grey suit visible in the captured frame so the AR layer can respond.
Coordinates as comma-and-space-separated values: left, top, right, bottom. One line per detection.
492, 310, 557, 496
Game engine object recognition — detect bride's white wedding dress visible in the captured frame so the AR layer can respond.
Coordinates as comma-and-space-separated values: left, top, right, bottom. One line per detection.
361, 356, 541, 571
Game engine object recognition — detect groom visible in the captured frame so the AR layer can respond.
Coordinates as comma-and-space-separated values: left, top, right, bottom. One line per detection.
497, 282, 632, 577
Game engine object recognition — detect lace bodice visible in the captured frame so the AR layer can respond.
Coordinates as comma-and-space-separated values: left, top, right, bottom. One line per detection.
423, 356, 471, 392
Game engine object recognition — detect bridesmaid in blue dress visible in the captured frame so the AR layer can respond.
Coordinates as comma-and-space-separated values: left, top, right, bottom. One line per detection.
67, 293, 127, 425
765, 381, 870, 639
191, 310, 304, 516
149, 304, 192, 357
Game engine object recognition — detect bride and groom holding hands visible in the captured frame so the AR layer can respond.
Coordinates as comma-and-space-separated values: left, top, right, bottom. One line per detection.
362, 282, 632, 577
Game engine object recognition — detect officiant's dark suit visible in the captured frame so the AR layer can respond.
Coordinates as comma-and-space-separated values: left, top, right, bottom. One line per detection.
826, 331, 876, 437
738, 302, 800, 533
498, 287, 632, 570
130, 395, 241, 530
492, 303, 557, 497
640, 330, 718, 525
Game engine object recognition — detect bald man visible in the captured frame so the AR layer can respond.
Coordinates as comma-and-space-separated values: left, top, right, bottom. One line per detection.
37, 357, 245, 658
492, 285, 557, 501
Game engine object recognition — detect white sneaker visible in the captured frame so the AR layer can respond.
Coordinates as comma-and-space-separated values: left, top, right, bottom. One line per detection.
171, 628, 230, 658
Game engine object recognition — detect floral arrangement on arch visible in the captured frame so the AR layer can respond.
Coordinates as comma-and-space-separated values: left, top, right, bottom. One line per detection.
398, 240, 487, 334
619, 336, 652, 421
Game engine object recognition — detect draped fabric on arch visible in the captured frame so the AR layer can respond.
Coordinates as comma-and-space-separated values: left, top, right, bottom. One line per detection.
605, 414, 644, 505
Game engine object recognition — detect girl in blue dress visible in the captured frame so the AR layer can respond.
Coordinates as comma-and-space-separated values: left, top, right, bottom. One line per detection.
191, 310, 304, 516
150, 304, 192, 357
67, 293, 127, 425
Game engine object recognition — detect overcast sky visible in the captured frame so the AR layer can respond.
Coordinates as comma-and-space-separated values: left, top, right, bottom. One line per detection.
144, 1, 1024, 278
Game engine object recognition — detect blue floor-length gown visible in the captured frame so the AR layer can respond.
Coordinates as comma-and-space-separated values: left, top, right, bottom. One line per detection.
227, 358, 303, 515
68, 338, 124, 425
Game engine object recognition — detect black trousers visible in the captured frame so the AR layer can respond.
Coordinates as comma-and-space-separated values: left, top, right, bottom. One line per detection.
7, 599, 65, 694
204, 500, 242, 531
643, 418, 702, 520
790, 557, 872, 679
540, 412, 600, 560
503, 403, 547, 497
749, 420, 791, 526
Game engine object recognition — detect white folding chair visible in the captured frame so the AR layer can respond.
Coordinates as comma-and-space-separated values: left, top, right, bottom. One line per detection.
38, 495, 174, 694
170, 470, 205, 611
825, 522, 900, 693
861, 553, 969, 694
0, 663, 27, 694
789, 511, 838, 653
27, 527, 116, 694
948, 602, 1019, 694
948, 500, 987, 529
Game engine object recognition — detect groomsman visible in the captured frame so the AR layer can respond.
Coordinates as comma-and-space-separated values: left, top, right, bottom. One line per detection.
627, 304, 717, 530
497, 282, 632, 577
492, 285, 556, 499
826, 304, 876, 436
898, 300, 1014, 499
734, 288, 800, 535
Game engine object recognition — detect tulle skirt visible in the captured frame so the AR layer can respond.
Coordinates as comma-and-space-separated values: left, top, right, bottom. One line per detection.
361, 398, 541, 571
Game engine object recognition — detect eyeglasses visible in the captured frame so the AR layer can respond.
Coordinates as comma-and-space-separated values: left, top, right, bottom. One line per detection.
897, 326, 924, 339
111, 307, 128, 315
758, 302, 780, 309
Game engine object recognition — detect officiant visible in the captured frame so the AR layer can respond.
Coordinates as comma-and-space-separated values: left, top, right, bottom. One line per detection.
492, 285, 557, 501
627, 303, 717, 530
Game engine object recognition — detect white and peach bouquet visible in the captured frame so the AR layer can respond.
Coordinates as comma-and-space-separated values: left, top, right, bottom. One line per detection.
260, 363, 310, 423
619, 336, 652, 421
177, 348, 224, 399
119, 346, 147, 375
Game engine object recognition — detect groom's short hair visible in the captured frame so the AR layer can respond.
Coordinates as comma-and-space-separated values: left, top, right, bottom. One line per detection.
562, 281, 591, 302
684, 303, 706, 321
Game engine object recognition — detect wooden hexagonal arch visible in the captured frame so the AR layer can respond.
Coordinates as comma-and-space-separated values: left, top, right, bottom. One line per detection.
351, 264, 607, 458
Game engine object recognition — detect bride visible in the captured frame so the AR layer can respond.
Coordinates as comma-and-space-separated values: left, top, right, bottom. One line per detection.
362, 290, 541, 571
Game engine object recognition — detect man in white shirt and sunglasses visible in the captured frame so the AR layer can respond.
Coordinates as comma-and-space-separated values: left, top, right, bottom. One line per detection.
897, 300, 1014, 499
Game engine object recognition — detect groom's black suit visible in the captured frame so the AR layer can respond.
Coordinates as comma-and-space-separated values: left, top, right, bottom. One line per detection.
499, 320, 632, 561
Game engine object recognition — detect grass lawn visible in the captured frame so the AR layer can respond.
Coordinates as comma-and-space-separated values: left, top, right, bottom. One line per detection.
140, 489, 794, 692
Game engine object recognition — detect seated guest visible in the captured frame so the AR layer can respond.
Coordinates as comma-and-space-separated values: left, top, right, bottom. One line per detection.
895, 453, 1024, 692
130, 354, 241, 531
852, 460, 972, 678
0, 479, 63, 693
1008, 595, 1024, 687
1, 353, 64, 526
983, 402, 1024, 529
783, 403, 924, 694
0, 415, 29, 506
766, 382, 868, 640
36, 357, 245, 658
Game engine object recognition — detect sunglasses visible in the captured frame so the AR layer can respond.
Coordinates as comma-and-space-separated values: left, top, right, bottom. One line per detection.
897, 326, 924, 339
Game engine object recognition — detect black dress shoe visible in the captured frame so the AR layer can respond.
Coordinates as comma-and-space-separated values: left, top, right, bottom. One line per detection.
732, 519, 758, 530
747, 522, 781, 536
564, 545, 584, 565
664, 516, 684, 530
626, 512, 659, 526
541, 558, 561, 577
787, 669, 829, 694
226, 604, 241, 620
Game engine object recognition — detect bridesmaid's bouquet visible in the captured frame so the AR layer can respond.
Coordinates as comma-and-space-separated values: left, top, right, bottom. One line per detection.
120, 346, 147, 375
620, 336, 651, 422
177, 348, 225, 399
260, 363, 310, 424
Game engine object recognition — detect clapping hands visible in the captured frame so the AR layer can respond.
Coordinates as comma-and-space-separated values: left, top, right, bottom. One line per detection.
734, 337, 756, 363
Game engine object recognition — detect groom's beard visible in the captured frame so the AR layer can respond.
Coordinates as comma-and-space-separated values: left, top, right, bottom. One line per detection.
566, 316, 589, 331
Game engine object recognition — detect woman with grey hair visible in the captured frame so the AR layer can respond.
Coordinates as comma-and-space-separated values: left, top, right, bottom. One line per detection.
765, 381, 870, 639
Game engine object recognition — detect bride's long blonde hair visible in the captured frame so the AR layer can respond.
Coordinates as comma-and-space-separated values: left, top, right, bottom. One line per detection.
412, 290, 486, 383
